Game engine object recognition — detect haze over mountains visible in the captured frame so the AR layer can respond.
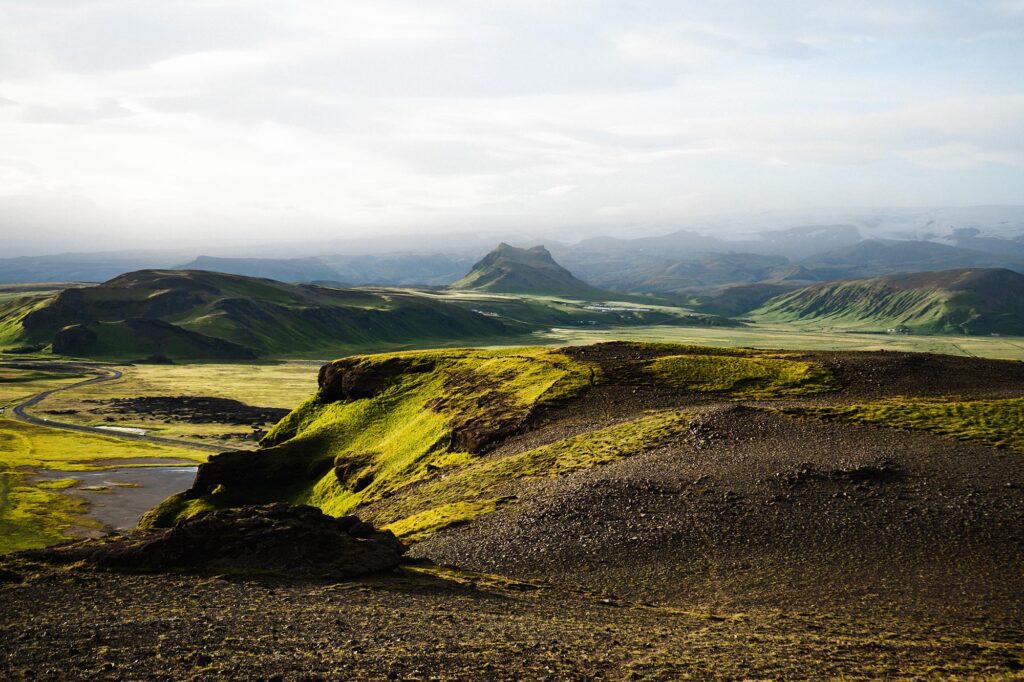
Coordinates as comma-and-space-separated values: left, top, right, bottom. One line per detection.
2, 207, 1023, 294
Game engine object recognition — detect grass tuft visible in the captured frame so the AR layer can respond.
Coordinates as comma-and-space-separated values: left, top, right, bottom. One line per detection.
795, 397, 1024, 451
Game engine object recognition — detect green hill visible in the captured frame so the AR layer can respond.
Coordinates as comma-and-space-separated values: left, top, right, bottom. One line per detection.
0, 269, 512, 359
451, 244, 606, 298
752, 268, 1024, 334
144, 343, 835, 532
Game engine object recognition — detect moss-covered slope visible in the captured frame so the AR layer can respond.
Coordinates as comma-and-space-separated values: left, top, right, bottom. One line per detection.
145, 343, 833, 538
145, 347, 593, 527
751, 267, 1024, 334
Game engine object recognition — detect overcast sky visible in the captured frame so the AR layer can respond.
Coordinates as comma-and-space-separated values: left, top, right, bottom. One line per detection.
1, 0, 1022, 255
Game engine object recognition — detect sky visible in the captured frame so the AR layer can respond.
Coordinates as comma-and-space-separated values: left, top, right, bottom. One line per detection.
0, 0, 1022, 255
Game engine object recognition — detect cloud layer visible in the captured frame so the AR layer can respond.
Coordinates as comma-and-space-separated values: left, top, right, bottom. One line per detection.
0, 0, 1022, 253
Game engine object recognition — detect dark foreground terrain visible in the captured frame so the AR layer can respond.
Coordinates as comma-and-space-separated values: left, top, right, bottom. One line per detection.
2, 343, 1023, 679
2, 561, 1021, 680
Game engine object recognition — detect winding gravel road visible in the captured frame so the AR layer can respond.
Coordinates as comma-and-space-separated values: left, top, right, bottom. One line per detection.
2, 361, 235, 453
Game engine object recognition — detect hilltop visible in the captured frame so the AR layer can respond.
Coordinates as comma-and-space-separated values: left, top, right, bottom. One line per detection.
451, 243, 606, 298
0, 269, 511, 359
753, 267, 1024, 334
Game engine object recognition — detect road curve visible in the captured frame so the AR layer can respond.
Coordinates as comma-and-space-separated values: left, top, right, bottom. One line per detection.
3, 361, 238, 454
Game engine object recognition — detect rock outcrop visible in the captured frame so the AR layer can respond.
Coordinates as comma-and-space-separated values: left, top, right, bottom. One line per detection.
29, 504, 406, 579
318, 356, 435, 403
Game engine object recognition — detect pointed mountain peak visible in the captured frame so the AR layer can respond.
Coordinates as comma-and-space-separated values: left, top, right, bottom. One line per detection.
451, 243, 604, 298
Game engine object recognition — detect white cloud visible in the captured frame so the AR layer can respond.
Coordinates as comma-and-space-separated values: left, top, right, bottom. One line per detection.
0, 0, 1021, 253
539, 184, 578, 197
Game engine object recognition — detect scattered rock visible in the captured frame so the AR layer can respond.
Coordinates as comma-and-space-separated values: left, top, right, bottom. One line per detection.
783, 459, 903, 486
0, 567, 23, 583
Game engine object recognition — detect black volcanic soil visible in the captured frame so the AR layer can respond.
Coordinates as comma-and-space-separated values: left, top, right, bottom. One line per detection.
82, 395, 289, 425
2, 343, 1023, 679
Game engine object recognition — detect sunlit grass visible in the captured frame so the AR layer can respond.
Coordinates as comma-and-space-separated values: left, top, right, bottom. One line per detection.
795, 397, 1024, 451
646, 351, 833, 398
147, 347, 595, 526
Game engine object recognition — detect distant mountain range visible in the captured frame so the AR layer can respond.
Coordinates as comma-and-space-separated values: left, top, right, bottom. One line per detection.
3, 221, 1024, 295
752, 268, 1024, 335
0, 251, 731, 359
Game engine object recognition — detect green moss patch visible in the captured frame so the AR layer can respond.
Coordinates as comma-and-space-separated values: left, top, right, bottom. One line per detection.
795, 397, 1024, 451
384, 500, 500, 541
647, 353, 832, 398
0, 471, 98, 554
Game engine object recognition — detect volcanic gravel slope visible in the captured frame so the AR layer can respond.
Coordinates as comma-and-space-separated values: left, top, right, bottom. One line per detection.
2, 342, 1024, 679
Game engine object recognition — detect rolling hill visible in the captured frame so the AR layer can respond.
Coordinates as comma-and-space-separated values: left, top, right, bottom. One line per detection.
451, 244, 607, 298
752, 268, 1024, 334
0, 270, 512, 359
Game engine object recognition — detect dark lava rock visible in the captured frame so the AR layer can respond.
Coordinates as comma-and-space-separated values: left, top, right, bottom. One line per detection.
26, 504, 406, 579
87, 395, 289, 425
136, 354, 175, 365
319, 356, 434, 403
0, 567, 23, 583
783, 458, 903, 486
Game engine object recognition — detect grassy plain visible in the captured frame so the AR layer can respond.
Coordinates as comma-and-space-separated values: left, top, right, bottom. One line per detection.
532, 323, 1024, 360
35, 361, 320, 443
0, 367, 86, 408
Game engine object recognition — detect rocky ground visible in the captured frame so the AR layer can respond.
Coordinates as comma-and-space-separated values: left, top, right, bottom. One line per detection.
0, 562, 1020, 680
2, 343, 1023, 679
